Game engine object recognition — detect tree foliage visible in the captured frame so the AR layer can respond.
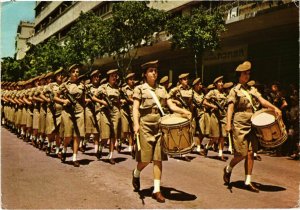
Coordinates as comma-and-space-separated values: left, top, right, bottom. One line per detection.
1, 57, 22, 81
108, 1, 167, 78
167, 7, 226, 56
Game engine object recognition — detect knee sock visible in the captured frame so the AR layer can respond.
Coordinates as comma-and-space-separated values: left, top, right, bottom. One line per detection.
218, 149, 223, 157
226, 165, 233, 173
133, 168, 141, 178
72, 153, 77, 162
153, 179, 161, 193
94, 145, 98, 153
108, 152, 113, 159
245, 175, 251, 185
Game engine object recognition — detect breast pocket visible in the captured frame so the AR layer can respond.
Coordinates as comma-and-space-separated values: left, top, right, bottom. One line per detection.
141, 91, 154, 108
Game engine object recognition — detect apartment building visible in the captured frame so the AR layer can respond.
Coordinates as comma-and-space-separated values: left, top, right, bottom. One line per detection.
28, 1, 299, 85
15, 21, 35, 60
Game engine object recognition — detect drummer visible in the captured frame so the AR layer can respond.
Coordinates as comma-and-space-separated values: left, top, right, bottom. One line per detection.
224, 61, 281, 192
132, 60, 191, 203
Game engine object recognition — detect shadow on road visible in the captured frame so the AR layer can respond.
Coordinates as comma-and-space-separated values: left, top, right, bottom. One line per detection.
101, 157, 127, 164
230, 181, 286, 192
137, 186, 197, 204
64, 159, 94, 166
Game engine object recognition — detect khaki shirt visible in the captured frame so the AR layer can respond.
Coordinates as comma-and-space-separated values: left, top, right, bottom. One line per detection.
86, 83, 100, 112
192, 90, 205, 116
121, 84, 134, 112
98, 83, 120, 108
169, 85, 192, 109
133, 82, 169, 117
227, 84, 261, 113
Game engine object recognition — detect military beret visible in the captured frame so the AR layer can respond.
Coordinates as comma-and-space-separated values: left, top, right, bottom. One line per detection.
107, 69, 118, 75
192, 78, 201, 86
159, 76, 169, 84
39, 74, 46, 80
45, 72, 54, 78
125, 72, 135, 80
134, 80, 140, 85
247, 80, 255, 87
90, 70, 100, 77
207, 84, 215, 90
236, 61, 251, 72
54, 67, 63, 76
85, 79, 91, 84
68, 64, 80, 72
223, 82, 234, 89
178, 73, 189, 79
141, 60, 158, 70
62, 77, 69, 83
100, 78, 107, 85
213, 76, 223, 84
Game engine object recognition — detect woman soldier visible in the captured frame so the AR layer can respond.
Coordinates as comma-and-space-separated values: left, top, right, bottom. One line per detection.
224, 61, 281, 192
131, 60, 191, 203
203, 76, 228, 161
56, 64, 85, 167
95, 69, 121, 165
84, 70, 101, 159
41, 68, 64, 156
191, 78, 206, 155
120, 72, 135, 158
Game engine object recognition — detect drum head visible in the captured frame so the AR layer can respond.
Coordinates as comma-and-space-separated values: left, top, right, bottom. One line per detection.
161, 115, 188, 125
251, 110, 275, 127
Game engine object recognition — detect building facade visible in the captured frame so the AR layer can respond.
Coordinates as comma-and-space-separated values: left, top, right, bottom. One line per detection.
27, 0, 299, 86
15, 21, 35, 60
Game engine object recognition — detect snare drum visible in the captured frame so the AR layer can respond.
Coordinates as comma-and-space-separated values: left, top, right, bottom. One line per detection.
251, 109, 287, 148
160, 114, 193, 155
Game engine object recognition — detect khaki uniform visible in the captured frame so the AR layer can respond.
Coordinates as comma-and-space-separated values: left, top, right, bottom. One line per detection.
26, 88, 34, 128
16, 90, 23, 126
133, 83, 169, 162
85, 84, 100, 134
169, 85, 193, 111
21, 89, 28, 126
59, 81, 85, 138
192, 90, 210, 136
97, 83, 121, 139
205, 89, 227, 138
120, 84, 134, 134
227, 84, 261, 156
32, 87, 41, 130
45, 82, 62, 135
39, 85, 47, 134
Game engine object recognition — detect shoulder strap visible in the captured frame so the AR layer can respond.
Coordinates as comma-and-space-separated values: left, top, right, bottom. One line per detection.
240, 88, 257, 111
147, 88, 165, 116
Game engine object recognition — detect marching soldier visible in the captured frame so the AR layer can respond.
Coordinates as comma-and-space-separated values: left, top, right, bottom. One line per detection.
191, 78, 206, 154
120, 72, 135, 158
203, 76, 228, 161
57, 64, 85, 167
131, 60, 191, 202
169, 73, 193, 161
84, 70, 101, 159
224, 61, 282, 192
96, 69, 121, 165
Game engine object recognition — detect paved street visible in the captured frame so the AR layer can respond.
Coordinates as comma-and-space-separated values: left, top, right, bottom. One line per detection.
1, 127, 300, 209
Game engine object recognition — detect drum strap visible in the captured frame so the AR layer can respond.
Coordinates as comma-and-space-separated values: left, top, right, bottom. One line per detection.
240, 88, 257, 112
147, 89, 165, 116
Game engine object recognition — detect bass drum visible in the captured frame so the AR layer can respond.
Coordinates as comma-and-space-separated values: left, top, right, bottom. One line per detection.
160, 114, 193, 155
251, 109, 287, 148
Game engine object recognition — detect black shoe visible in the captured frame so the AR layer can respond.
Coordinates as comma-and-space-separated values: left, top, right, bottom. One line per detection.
96, 151, 102, 160
223, 166, 231, 185
245, 183, 259, 193
109, 158, 115, 165
152, 192, 166, 203
117, 144, 122, 153
132, 170, 140, 191
254, 155, 262, 161
46, 146, 51, 156
183, 156, 191, 162
218, 156, 227, 162
61, 152, 66, 163
73, 161, 80, 167
201, 148, 208, 157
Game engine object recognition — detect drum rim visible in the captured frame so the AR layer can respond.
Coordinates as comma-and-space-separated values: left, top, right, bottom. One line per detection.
251, 108, 279, 127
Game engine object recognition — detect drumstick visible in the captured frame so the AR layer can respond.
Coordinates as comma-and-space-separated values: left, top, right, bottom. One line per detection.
228, 131, 233, 154
135, 133, 141, 151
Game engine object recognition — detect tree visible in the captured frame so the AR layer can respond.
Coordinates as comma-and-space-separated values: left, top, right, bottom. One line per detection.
65, 11, 107, 72
108, 1, 167, 79
166, 6, 226, 79
1, 57, 22, 81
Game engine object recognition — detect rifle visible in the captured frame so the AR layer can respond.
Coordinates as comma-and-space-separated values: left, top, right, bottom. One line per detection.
192, 91, 204, 110
176, 88, 189, 109
61, 83, 77, 107
85, 85, 96, 108
100, 92, 113, 110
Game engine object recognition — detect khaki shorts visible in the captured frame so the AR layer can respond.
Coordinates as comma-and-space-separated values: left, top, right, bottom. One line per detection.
21, 107, 27, 125
135, 114, 168, 162
45, 110, 61, 135
39, 109, 46, 133
85, 108, 100, 134
100, 108, 120, 139
121, 109, 133, 133
32, 109, 40, 130
61, 111, 85, 138
209, 113, 227, 138
26, 111, 33, 128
